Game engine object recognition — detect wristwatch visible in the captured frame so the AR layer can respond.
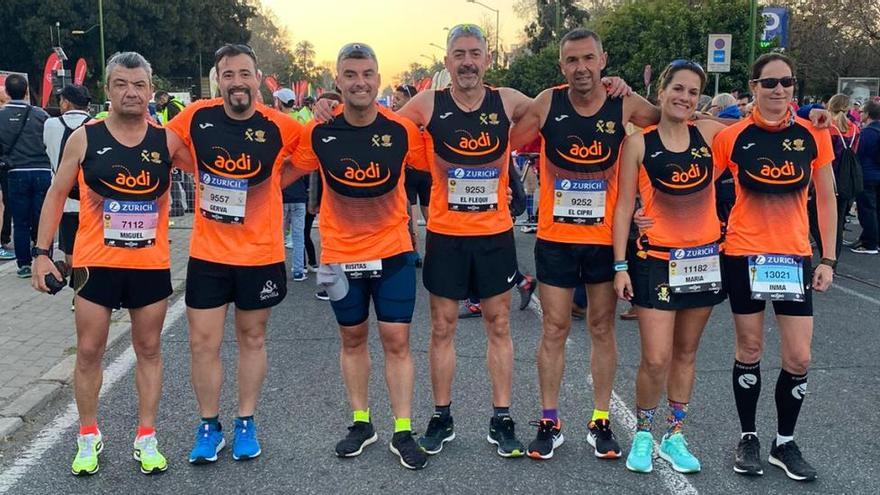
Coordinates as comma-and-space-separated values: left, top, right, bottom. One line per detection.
31, 246, 51, 259
819, 257, 837, 269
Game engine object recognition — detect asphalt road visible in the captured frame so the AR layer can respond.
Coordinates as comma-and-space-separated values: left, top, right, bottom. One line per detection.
0, 225, 878, 495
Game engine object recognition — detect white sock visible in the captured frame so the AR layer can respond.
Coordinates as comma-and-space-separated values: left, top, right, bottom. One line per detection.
776, 434, 794, 446
741, 431, 757, 439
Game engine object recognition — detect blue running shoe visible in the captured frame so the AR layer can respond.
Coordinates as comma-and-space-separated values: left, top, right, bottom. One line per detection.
232, 417, 261, 460
626, 431, 654, 473
659, 432, 701, 473
189, 421, 226, 464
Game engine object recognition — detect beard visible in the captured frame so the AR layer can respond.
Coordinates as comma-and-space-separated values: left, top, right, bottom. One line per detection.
225, 87, 252, 114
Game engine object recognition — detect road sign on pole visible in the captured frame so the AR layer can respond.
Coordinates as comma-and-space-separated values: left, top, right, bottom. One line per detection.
707, 34, 732, 73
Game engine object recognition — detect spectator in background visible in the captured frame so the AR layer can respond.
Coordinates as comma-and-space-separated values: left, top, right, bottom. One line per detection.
853, 99, 880, 254
272, 88, 297, 116
849, 100, 862, 125
42, 85, 92, 272
0, 84, 12, 258
294, 96, 315, 124
94, 101, 110, 119
154, 90, 185, 124
282, 174, 309, 281
706, 93, 736, 116
736, 93, 750, 114
0, 74, 52, 277
697, 94, 713, 113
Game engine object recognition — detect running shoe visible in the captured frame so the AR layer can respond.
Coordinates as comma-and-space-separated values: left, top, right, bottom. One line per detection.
487, 416, 525, 458
0, 248, 14, 260
308, 264, 319, 273
733, 433, 763, 476
619, 307, 639, 321
459, 301, 482, 319
625, 431, 654, 473
658, 432, 700, 473
520, 225, 537, 234
71, 432, 103, 476
335, 421, 377, 457
232, 417, 261, 460
768, 439, 817, 482
315, 290, 330, 301
571, 305, 586, 321
133, 434, 168, 474
587, 419, 622, 458
526, 419, 564, 460
292, 272, 308, 282
389, 431, 428, 470
418, 413, 455, 454
188, 421, 226, 464
516, 275, 536, 310
16, 265, 31, 279
850, 246, 879, 255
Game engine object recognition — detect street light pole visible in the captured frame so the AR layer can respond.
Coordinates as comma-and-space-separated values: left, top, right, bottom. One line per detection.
98, 0, 106, 86
466, 0, 500, 69
748, 0, 757, 67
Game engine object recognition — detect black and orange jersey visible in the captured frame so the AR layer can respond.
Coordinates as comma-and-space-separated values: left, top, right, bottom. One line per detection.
423, 86, 512, 236
638, 124, 720, 260
713, 115, 833, 257
293, 105, 428, 264
73, 120, 172, 269
167, 98, 302, 266
538, 86, 626, 245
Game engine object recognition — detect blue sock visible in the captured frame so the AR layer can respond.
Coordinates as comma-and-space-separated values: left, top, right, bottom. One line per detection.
493, 406, 510, 418
542, 408, 558, 422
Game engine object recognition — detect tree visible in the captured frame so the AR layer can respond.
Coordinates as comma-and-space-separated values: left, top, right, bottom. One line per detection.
0, 0, 255, 100
294, 40, 316, 77
493, 45, 565, 96
397, 61, 444, 86
247, 3, 296, 86
592, 0, 767, 95
519, 0, 591, 53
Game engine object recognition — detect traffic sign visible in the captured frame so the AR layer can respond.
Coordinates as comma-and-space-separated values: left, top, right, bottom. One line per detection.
707, 34, 732, 73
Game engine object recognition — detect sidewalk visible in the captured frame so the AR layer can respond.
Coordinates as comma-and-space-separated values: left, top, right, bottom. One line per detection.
0, 215, 194, 438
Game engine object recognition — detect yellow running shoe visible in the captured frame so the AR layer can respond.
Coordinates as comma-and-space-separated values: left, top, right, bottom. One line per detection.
71, 432, 103, 476
133, 434, 168, 474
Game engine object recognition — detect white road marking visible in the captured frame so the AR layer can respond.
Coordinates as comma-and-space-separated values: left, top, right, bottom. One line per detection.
0, 297, 187, 493
832, 281, 880, 305
528, 293, 699, 495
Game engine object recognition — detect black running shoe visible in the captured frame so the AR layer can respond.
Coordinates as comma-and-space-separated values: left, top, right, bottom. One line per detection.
390, 431, 428, 470
418, 414, 455, 454
516, 275, 536, 310
335, 422, 378, 457
768, 439, 816, 482
487, 416, 525, 458
587, 419, 621, 458
315, 290, 330, 301
733, 433, 763, 476
527, 419, 564, 460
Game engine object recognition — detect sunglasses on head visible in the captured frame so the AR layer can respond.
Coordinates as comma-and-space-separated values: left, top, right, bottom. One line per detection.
396, 85, 413, 98
751, 76, 796, 89
447, 24, 487, 43
668, 59, 705, 75
215, 43, 254, 58
337, 42, 377, 61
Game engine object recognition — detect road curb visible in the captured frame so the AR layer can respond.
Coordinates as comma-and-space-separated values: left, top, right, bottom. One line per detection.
0, 266, 188, 442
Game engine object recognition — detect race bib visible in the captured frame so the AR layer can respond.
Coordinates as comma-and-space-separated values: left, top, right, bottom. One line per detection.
552, 179, 606, 224
199, 172, 247, 224
102, 199, 158, 248
748, 254, 804, 302
668, 243, 722, 293
447, 168, 499, 212
342, 259, 382, 279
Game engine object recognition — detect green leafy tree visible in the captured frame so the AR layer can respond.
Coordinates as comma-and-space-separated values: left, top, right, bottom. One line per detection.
520, 0, 591, 53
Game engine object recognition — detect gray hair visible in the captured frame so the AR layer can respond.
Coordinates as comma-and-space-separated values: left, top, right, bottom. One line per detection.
105, 51, 153, 86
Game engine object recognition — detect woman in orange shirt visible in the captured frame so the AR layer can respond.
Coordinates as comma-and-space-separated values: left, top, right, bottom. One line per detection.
613, 60, 726, 474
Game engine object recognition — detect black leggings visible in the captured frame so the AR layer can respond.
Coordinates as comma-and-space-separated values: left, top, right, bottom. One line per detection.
304, 212, 317, 266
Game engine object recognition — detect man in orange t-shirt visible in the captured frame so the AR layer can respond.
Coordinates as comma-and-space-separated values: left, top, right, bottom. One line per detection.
167, 44, 302, 464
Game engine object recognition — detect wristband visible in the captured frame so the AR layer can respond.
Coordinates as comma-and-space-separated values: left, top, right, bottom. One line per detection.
819, 258, 837, 269
613, 260, 629, 272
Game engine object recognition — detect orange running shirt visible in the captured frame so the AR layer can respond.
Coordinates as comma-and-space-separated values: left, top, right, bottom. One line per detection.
638, 124, 720, 260
423, 87, 512, 236
292, 105, 428, 264
712, 115, 833, 257
538, 87, 626, 245
73, 120, 172, 269
167, 98, 302, 266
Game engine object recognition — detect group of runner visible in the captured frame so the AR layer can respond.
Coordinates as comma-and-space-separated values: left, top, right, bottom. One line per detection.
30, 23, 834, 484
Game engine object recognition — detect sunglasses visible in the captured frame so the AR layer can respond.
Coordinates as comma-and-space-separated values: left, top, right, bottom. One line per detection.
215, 43, 255, 58
668, 59, 705, 76
447, 24, 487, 43
751, 76, 797, 89
337, 42, 377, 62
396, 85, 414, 98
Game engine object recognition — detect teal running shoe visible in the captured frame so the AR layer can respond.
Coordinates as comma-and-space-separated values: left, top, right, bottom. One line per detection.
625, 431, 654, 473
659, 432, 701, 473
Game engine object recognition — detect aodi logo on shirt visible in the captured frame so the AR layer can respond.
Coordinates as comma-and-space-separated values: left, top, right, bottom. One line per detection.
444, 130, 500, 157
327, 158, 391, 188
746, 158, 804, 184
656, 163, 710, 190
99, 165, 159, 194
558, 136, 612, 165
204, 146, 262, 179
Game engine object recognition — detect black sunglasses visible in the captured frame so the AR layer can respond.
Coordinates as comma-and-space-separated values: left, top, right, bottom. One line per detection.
751, 76, 797, 89
215, 43, 255, 58
446, 24, 487, 43
668, 59, 705, 76
337, 42, 377, 62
